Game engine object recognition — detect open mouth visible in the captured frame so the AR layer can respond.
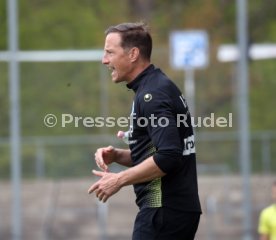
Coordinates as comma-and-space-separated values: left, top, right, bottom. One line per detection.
108, 66, 116, 77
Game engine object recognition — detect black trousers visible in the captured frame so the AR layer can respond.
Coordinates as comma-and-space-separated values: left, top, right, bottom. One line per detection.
132, 207, 200, 240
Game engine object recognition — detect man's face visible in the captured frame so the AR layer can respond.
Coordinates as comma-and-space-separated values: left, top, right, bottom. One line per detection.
102, 33, 133, 83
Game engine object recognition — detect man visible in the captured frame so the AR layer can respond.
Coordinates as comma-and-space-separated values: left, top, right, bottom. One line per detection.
258, 181, 276, 240
88, 22, 201, 240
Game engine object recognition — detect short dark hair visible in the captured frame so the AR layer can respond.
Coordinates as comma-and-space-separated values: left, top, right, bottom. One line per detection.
105, 22, 152, 61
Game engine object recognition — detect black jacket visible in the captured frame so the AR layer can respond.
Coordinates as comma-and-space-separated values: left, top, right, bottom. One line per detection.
126, 64, 201, 213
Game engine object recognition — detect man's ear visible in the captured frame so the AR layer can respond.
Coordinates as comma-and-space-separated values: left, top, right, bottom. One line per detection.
129, 47, 140, 62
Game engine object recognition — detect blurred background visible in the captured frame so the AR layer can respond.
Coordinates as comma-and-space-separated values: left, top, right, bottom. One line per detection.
0, 0, 276, 239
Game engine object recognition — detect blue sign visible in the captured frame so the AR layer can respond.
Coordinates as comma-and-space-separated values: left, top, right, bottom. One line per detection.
170, 30, 209, 70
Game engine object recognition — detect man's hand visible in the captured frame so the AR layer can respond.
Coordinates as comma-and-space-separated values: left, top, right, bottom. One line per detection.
87, 170, 122, 202
94, 146, 116, 172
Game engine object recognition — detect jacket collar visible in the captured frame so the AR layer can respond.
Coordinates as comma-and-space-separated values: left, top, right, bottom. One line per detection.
126, 64, 155, 92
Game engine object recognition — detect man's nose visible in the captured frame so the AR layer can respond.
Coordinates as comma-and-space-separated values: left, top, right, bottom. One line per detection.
102, 54, 109, 64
